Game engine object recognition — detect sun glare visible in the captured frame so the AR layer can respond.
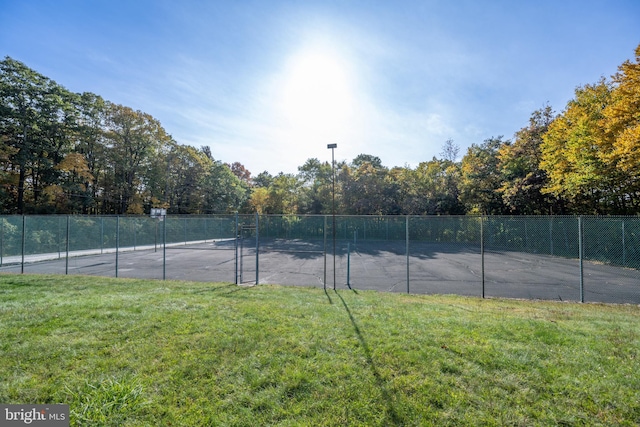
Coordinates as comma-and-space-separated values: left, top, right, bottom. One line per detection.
280, 52, 354, 135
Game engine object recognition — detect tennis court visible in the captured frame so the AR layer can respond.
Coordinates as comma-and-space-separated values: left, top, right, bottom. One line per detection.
1, 233, 638, 304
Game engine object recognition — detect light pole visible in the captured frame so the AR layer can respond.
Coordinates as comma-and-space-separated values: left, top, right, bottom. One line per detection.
327, 143, 337, 290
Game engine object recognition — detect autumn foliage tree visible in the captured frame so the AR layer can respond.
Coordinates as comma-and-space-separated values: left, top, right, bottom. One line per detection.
2, 43, 640, 216
601, 44, 640, 209
540, 44, 640, 214
498, 106, 555, 214
0, 57, 249, 214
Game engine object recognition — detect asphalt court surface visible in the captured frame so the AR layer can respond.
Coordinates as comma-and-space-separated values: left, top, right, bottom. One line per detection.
1, 238, 638, 304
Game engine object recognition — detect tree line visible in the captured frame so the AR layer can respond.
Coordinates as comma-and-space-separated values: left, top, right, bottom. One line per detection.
1, 43, 639, 216
0, 57, 248, 215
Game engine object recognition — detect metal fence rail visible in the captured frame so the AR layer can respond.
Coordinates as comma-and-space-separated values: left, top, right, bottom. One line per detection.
0, 214, 638, 304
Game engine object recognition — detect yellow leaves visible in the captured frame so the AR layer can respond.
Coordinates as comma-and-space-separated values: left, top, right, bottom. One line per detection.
150, 197, 169, 210
540, 120, 569, 196
126, 199, 144, 215
43, 184, 64, 198
56, 152, 93, 181
602, 44, 640, 174
353, 162, 378, 179
540, 80, 613, 199
43, 185, 68, 210
612, 125, 640, 172
249, 187, 269, 214
539, 44, 640, 213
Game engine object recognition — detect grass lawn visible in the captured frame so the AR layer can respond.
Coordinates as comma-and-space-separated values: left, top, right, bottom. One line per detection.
1, 274, 639, 426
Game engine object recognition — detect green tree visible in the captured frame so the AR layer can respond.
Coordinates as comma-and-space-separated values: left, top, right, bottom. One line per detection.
265, 173, 302, 214
166, 144, 210, 214
394, 159, 463, 215
415, 158, 464, 215
252, 171, 274, 188
498, 106, 556, 214
297, 158, 333, 214
341, 157, 391, 215
352, 153, 383, 169
46, 152, 94, 213
71, 92, 108, 213
459, 137, 507, 214
103, 104, 169, 214
0, 134, 18, 209
202, 161, 249, 213
0, 57, 76, 213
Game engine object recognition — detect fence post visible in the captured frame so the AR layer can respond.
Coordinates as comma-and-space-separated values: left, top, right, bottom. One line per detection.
255, 212, 259, 285
58, 216, 62, 259
239, 226, 244, 284
363, 218, 366, 241
21, 215, 25, 274
481, 216, 485, 299
386, 217, 389, 240
406, 215, 410, 294
100, 217, 104, 254
234, 212, 239, 285
549, 217, 554, 256
65, 215, 70, 275
578, 216, 584, 303
115, 216, 119, 278
347, 242, 351, 289
1, 216, 4, 267
323, 215, 327, 290
163, 214, 166, 280
622, 220, 626, 266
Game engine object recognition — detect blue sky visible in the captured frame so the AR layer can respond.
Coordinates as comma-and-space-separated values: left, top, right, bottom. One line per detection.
1, 0, 639, 175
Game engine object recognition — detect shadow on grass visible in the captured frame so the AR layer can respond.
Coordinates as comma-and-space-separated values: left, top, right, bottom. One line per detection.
190, 283, 253, 295
334, 290, 404, 426
323, 287, 333, 304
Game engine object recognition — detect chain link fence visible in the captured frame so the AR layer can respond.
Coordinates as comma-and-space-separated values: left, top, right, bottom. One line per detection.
0, 214, 638, 304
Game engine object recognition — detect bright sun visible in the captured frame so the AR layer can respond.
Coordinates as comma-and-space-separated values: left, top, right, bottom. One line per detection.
280, 52, 354, 135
